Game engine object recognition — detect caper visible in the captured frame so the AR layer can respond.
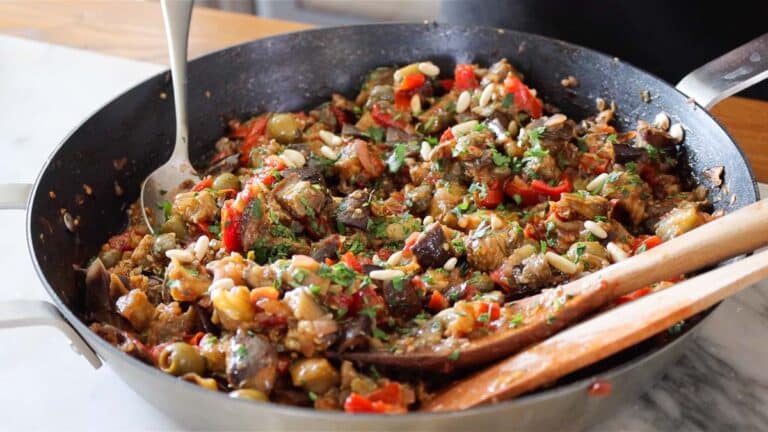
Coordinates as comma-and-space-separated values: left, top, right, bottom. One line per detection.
229, 389, 269, 402
160, 214, 188, 240
157, 342, 206, 376
267, 113, 301, 144
99, 249, 122, 269
212, 173, 241, 191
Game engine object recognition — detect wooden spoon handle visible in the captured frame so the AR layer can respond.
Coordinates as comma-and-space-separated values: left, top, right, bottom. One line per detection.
423, 248, 768, 412
586, 199, 768, 299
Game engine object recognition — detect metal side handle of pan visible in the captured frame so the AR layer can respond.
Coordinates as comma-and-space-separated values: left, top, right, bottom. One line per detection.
677, 33, 768, 108
0, 183, 101, 368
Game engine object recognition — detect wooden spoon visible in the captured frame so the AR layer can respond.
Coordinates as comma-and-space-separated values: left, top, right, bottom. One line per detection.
423, 246, 768, 411
344, 199, 768, 371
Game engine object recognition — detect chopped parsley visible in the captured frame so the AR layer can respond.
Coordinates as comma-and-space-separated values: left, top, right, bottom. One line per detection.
366, 126, 385, 143
386, 143, 408, 173
251, 197, 263, 218
606, 133, 618, 144
468, 182, 488, 199
308, 391, 318, 401
527, 126, 547, 145
509, 313, 524, 328
540, 239, 548, 254
160, 200, 173, 220
477, 312, 490, 323
391, 276, 405, 292
574, 243, 586, 263
448, 349, 461, 361
372, 327, 388, 341
491, 147, 511, 167
502, 93, 514, 108
235, 344, 248, 361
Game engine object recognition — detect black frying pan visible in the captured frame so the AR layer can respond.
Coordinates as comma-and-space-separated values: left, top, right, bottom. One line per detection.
1, 24, 765, 431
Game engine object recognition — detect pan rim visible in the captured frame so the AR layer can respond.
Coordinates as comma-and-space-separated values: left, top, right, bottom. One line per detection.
25, 21, 758, 420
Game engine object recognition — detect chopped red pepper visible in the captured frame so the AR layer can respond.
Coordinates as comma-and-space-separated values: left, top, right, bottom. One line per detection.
367, 382, 403, 405
187, 332, 205, 346
192, 176, 213, 192
473, 180, 504, 209
454, 64, 479, 91
403, 231, 421, 253
473, 302, 501, 322
353, 139, 384, 177
397, 72, 426, 93
632, 235, 662, 254
340, 251, 363, 273
531, 177, 573, 200
234, 116, 269, 166
344, 393, 394, 414
108, 231, 134, 252
616, 286, 653, 304
221, 200, 242, 252
579, 153, 610, 175
503, 74, 543, 118
439, 78, 454, 91
588, 379, 613, 397
490, 267, 513, 291
439, 127, 454, 143
504, 176, 539, 206
330, 105, 352, 128
371, 104, 405, 129
427, 291, 449, 311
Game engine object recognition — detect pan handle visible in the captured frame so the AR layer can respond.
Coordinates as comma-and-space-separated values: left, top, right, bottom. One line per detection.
0, 182, 102, 369
0, 300, 102, 368
677, 33, 768, 109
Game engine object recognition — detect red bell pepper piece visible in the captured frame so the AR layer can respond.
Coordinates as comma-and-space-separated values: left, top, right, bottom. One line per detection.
490, 267, 513, 291
340, 251, 363, 273
367, 382, 403, 405
371, 104, 405, 129
221, 200, 242, 252
632, 235, 662, 254
192, 176, 213, 192
108, 231, 134, 252
579, 153, 610, 175
616, 286, 653, 304
397, 72, 426, 93
330, 105, 352, 128
531, 177, 573, 200
427, 291, 449, 311
504, 176, 539, 206
473, 180, 504, 209
234, 116, 268, 166
343, 393, 394, 414
503, 74, 543, 118
439, 127, 454, 143
439, 79, 454, 91
454, 64, 479, 91
473, 302, 501, 322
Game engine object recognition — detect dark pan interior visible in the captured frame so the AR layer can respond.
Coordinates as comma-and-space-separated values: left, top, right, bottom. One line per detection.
28, 23, 758, 387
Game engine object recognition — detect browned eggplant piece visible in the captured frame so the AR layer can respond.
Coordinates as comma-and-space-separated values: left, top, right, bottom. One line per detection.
483, 113, 509, 143
385, 127, 419, 145
417, 91, 458, 135
355, 67, 394, 106
310, 235, 341, 263
336, 315, 373, 353
227, 328, 279, 394
284, 165, 326, 185
638, 123, 676, 148
83, 258, 131, 325
335, 189, 371, 230
466, 229, 512, 272
90, 322, 153, 365
380, 277, 422, 321
411, 224, 451, 269
146, 303, 199, 346
273, 172, 331, 221
613, 144, 647, 163
404, 183, 433, 215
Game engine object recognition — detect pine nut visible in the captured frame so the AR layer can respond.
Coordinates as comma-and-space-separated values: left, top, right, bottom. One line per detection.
320, 145, 339, 160
166, 249, 194, 263
653, 112, 670, 131
319, 130, 342, 147
545, 251, 578, 274
606, 242, 629, 262
583, 221, 607, 239
194, 235, 210, 260
418, 62, 440, 77
490, 215, 504, 230
420, 141, 432, 161
387, 251, 403, 267
669, 123, 685, 143
479, 84, 495, 107
443, 257, 458, 271
586, 173, 609, 193
452, 120, 478, 137
369, 269, 405, 280
422, 215, 434, 225
456, 90, 471, 113
280, 149, 306, 168
544, 113, 567, 127
410, 94, 422, 115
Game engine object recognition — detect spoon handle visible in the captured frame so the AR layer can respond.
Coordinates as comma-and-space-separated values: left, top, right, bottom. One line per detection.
424, 247, 768, 411
161, 0, 193, 160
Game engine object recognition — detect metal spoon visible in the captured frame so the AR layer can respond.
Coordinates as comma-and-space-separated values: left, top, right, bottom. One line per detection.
140, 0, 198, 232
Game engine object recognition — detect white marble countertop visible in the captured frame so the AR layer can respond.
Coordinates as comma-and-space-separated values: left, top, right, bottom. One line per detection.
0, 35, 766, 431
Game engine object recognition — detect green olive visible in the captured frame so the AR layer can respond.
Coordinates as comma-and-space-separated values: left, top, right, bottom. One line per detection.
158, 342, 206, 376
267, 113, 301, 144
229, 389, 269, 402
153, 233, 177, 254
160, 215, 188, 240
99, 249, 122, 269
212, 173, 241, 191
